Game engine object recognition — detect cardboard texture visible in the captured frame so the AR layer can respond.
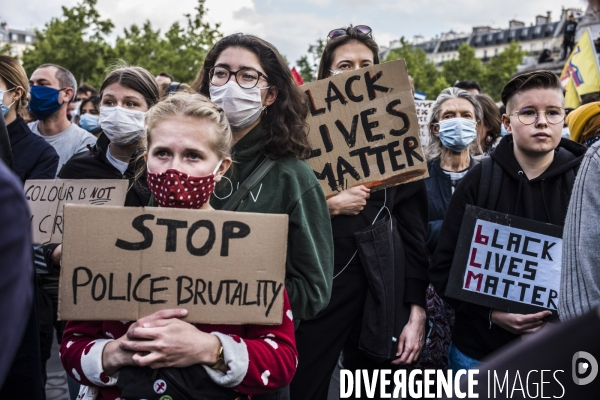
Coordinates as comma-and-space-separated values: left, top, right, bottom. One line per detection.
303, 60, 428, 198
446, 206, 563, 316
25, 179, 128, 244
59, 205, 288, 325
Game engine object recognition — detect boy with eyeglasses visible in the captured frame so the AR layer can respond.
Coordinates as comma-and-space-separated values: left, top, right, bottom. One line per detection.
429, 70, 587, 371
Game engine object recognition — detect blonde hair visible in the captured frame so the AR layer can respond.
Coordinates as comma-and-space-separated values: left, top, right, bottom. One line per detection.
0, 55, 30, 113
145, 91, 232, 160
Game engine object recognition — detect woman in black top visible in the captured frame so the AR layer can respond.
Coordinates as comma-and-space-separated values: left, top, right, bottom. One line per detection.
290, 25, 429, 400
1, 55, 58, 182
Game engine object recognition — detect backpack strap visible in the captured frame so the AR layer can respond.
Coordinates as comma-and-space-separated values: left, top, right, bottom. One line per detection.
564, 169, 576, 196
486, 159, 503, 210
221, 156, 277, 211
477, 156, 494, 207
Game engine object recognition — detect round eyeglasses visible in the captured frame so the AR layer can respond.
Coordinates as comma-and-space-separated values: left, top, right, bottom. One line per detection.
208, 66, 269, 89
509, 107, 566, 125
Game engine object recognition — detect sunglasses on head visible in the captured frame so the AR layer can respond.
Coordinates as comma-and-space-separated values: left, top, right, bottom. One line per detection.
328, 25, 372, 40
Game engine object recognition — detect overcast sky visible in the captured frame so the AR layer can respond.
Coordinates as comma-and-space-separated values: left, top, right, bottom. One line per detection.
0, 0, 589, 68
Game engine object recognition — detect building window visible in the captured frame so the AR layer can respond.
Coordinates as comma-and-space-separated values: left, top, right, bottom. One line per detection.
498, 32, 505, 40
509, 30, 516, 38
0, 33, 4, 41
476, 35, 482, 43
10, 33, 17, 42
484, 50, 488, 58
495, 48, 499, 56
534, 26, 542, 35
521, 28, 528, 37
531, 44, 535, 52
487, 33, 493, 41
25, 35, 32, 44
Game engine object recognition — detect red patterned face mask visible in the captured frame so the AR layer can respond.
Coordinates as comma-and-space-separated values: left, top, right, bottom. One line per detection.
146, 162, 221, 209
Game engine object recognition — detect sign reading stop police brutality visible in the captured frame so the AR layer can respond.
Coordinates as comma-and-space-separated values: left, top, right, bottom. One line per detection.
25, 179, 128, 244
58, 205, 288, 325
303, 60, 428, 198
446, 206, 563, 316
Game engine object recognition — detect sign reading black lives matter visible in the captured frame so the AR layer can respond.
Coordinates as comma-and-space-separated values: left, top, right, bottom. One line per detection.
446, 206, 563, 316
58, 205, 288, 325
25, 179, 128, 244
303, 60, 428, 198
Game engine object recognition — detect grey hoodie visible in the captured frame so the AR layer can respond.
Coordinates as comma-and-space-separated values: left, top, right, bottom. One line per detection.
559, 140, 600, 320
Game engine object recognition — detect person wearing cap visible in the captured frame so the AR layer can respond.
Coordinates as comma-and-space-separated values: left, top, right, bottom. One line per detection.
567, 101, 600, 148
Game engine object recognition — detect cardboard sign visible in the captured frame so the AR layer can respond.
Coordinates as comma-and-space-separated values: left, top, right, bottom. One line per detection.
446, 206, 563, 316
25, 179, 128, 244
303, 60, 428, 198
414, 100, 434, 148
58, 205, 288, 325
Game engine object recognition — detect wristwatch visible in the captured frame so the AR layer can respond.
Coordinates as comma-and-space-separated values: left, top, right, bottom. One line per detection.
211, 345, 225, 370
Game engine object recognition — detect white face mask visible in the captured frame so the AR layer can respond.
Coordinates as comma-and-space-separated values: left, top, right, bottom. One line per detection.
209, 82, 266, 131
71, 101, 82, 117
99, 106, 146, 146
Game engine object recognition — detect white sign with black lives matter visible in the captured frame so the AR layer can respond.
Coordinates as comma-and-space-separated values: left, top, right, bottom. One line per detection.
447, 206, 563, 316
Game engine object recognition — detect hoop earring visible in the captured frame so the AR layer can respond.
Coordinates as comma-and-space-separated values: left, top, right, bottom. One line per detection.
213, 176, 234, 200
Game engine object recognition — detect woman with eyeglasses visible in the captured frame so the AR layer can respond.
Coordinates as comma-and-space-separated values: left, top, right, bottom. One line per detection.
429, 70, 586, 371
290, 26, 430, 400
192, 31, 333, 384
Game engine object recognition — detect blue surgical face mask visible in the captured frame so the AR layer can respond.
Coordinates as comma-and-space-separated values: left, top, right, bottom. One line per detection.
28, 85, 65, 120
500, 123, 509, 137
79, 113, 101, 134
1, 88, 15, 118
437, 117, 478, 153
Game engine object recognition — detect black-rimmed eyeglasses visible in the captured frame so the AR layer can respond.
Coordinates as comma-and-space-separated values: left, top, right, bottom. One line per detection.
208, 66, 269, 89
328, 25, 372, 40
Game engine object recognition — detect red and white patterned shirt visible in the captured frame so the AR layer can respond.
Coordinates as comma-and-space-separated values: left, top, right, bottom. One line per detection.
60, 290, 297, 400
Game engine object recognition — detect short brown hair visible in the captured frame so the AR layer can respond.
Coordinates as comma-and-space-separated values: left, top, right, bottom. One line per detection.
100, 63, 160, 109
0, 55, 30, 113
317, 27, 380, 80
192, 33, 311, 160
476, 94, 501, 143
501, 70, 563, 109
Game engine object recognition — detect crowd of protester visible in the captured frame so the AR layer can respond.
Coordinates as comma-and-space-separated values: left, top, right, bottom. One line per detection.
0, 22, 599, 400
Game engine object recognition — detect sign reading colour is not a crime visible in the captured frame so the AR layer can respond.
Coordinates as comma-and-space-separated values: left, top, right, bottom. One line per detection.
25, 179, 128, 244
58, 205, 288, 325
302, 60, 428, 198
446, 206, 563, 316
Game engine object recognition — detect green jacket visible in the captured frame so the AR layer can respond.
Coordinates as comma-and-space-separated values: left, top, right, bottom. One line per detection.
211, 124, 334, 321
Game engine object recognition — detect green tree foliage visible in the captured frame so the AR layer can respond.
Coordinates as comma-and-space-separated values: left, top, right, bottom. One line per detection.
482, 42, 526, 101
296, 39, 325, 83
442, 43, 485, 86
385, 38, 449, 99
115, 0, 222, 83
22, 0, 114, 88
21, 0, 221, 88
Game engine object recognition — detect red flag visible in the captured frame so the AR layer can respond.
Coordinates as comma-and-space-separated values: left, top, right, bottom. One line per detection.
291, 67, 304, 86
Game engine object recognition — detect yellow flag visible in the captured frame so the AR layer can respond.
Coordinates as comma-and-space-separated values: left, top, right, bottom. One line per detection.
564, 75, 581, 108
560, 29, 600, 105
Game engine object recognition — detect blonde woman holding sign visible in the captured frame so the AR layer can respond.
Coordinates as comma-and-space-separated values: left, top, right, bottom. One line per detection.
290, 26, 429, 400
60, 92, 297, 400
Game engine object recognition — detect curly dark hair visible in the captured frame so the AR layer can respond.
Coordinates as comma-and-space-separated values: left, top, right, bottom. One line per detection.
191, 33, 311, 160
